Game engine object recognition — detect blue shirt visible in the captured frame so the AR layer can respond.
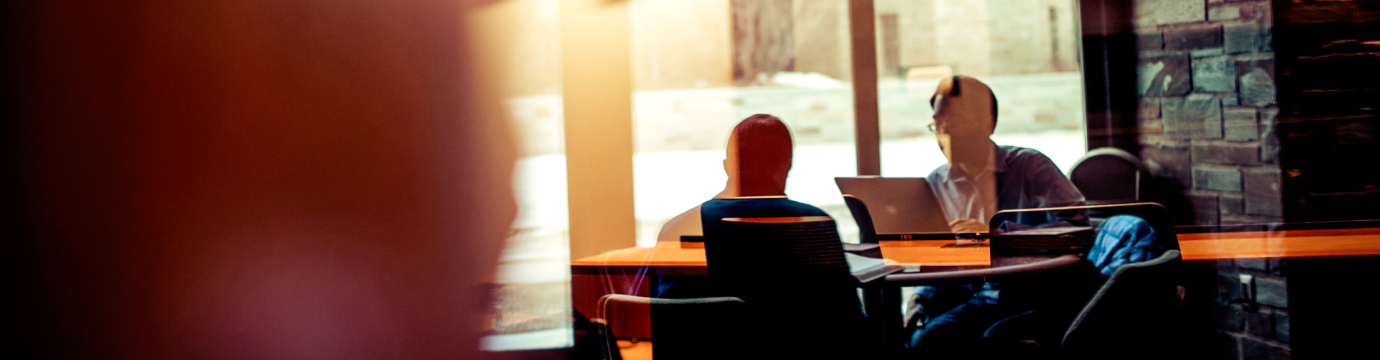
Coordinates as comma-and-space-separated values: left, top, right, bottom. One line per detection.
927, 143, 1088, 230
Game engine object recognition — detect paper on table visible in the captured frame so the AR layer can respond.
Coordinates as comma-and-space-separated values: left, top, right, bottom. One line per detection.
845, 253, 904, 282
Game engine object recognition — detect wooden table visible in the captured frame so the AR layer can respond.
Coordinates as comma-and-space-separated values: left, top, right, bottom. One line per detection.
572, 227, 1380, 349
573, 227, 1380, 271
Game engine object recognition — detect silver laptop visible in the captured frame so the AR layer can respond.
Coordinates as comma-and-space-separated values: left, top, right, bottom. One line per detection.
835, 177, 951, 236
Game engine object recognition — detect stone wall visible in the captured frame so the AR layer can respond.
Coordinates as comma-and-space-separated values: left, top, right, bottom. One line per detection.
1131, 1, 1289, 359
1134, 0, 1282, 227
1212, 257, 1292, 360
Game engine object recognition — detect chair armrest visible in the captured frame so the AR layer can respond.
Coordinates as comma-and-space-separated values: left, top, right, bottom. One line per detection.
878, 255, 1082, 287
983, 310, 1039, 339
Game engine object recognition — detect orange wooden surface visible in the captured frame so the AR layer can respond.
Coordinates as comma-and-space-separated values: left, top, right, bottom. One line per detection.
572, 228, 1380, 267
1177, 227, 1380, 260
570, 239, 991, 267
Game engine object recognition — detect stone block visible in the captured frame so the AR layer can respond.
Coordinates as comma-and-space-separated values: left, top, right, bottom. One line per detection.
1220, 194, 1244, 216
1192, 194, 1221, 225
1256, 276, 1288, 308
1194, 167, 1243, 192
1244, 168, 1283, 216
1225, 22, 1259, 54
1246, 309, 1274, 338
1193, 141, 1260, 166
1209, 6, 1240, 21
1138, 32, 1164, 51
1193, 57, 1237, 93
1163, 98, 1222, 140
1268, 257, 1287, 276
1242, 338, 1290, 360
1223, 214, 1269, 225
1217, 271, 1241, 301
1260, 109, 1280, 162
1243, 169, 1281, 197
1218, 303, 1245, 332
1166, 26, 1223, 51
1137, 55, 1191, 96
1134, 0, 1206, 27
1246, 194, 1283, 217
1274, 313, 1290, 343
1237, 257, 1265, 271
1142, 143, 1192, 187
1216, 334, 1240, 360
1224, 107, 1260, 141
1238, 59, 1277, 106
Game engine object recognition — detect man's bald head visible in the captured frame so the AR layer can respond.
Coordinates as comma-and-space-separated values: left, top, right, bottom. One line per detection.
929, 75, 999, 134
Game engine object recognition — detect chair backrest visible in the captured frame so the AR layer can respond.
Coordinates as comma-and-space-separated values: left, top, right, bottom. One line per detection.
842, 195, 879, 243
597, 294, 750, 360
1061, 250, 1183, 360
989, 202, 1180, 252
1068, 147, 1152, 205
704, 216, 868, 357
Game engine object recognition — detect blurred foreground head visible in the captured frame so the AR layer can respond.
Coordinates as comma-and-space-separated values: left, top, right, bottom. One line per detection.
930, 75, 999, 169
6, 1, 516, 359
725, 114, 794, 197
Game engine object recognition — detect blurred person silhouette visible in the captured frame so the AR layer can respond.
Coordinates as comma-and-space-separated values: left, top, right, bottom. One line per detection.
5, 1, 518, 359
653, 114, 830, 298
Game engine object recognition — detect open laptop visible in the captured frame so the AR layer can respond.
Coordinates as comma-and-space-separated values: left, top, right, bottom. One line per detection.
835, 177, 953, 239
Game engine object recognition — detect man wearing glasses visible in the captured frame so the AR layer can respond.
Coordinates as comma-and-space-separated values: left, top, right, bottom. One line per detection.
908, 76, 1091, 357
924, 75, 1088, 234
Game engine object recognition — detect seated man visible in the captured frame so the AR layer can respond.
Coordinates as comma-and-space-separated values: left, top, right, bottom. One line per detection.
908, 76, 1154, 356
653, 114, 830, 298
924, 75, 1087, 233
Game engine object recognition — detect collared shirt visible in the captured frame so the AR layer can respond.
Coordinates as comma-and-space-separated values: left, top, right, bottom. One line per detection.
927, 143, 1088, 229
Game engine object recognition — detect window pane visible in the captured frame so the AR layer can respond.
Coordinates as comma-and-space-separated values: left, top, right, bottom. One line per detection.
632, 0, 862, 245
480, 0, 572, 351
876, 0, 1086, 178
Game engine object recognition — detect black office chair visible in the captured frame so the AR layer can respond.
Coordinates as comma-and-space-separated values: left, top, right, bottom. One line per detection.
980, 203, 1184, 359
1059, 249, 1183, 360
595, 294, 751, 360
705, 216, 873, 359
1067, 147, 1152, 206
843, 195, 880, 243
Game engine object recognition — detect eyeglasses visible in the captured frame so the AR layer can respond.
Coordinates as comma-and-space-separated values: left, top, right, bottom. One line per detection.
927, 122, 939, 133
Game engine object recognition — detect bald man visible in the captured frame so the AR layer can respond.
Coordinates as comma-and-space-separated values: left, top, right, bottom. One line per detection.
925, 75, 1087, 233
652, 114, 829, 298
908, 76, 1092, 356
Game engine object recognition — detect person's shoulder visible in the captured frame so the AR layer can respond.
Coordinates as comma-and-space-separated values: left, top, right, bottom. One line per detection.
999, 145, 1058, 167
998, 144, 1052, 160
780, 198, 830, 216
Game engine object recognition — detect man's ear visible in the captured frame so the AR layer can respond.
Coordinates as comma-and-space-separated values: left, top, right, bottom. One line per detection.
723, 159, 730, 175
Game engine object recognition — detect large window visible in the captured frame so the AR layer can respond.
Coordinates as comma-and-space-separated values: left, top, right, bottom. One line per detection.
875, 0, 1087, 178
480, 0, 572, 351
631, 0, 862, 245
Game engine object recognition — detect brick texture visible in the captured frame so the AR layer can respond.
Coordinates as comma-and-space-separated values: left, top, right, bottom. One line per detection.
1194, 57, 1237, 93
1194, 166, 1243, 192
1194, 141, 1260, 166
1164, 98, 1223, 140
1133, 3, 1288, 357
1224, 107, 1260, 141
